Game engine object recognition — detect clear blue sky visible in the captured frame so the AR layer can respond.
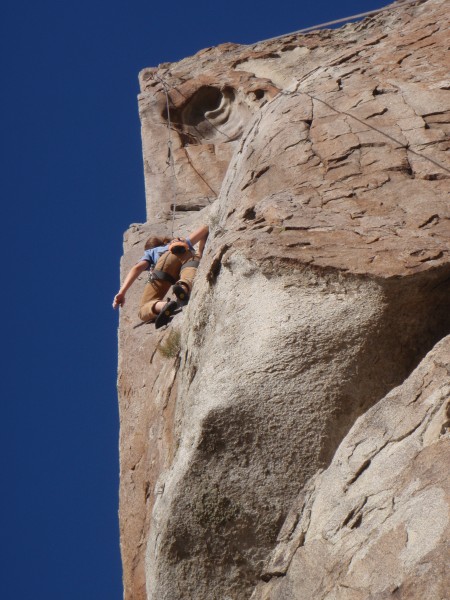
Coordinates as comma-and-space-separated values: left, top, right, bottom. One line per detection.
3, 1, 389, 598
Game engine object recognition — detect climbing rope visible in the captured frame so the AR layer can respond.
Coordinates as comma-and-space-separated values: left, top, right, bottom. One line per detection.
151, 74, 226, 236
245, 0, 419, 46
151, 72, 226, 234
297, 91, 450, 176
261, 0, 449, 177
153, 74, 178, 237
150, 0, 447, 223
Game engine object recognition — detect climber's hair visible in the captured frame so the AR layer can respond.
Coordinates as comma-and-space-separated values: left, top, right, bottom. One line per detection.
144, 235, 171, 250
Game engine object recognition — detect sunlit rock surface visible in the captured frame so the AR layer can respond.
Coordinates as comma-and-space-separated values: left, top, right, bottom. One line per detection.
252, 335, 450, 600
117, 1, 450, 598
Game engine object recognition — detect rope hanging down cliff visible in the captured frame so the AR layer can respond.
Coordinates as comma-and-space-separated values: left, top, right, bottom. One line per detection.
151, 74, 226, 236
153, 74, 178, 238
280, 86, 450, 176
151, 0, 448, 217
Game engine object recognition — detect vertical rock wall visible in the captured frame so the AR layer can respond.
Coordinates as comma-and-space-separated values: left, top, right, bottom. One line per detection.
117, 1, 450, 598
252, 336, 450, 600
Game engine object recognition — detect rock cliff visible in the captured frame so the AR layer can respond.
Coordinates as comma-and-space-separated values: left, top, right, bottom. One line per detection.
117, 1, 450, 598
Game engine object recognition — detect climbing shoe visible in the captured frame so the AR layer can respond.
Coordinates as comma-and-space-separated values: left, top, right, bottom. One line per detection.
172, 284, 190, 306
155, 300, 178, 329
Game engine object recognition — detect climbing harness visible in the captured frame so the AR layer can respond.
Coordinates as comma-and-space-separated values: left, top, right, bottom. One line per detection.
146, 266, 154, 284
181, 259, 200, 270
149, 269, 177, 285
145, 241, 193, 287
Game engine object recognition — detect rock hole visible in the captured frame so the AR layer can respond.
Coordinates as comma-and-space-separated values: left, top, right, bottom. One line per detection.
243, 207, 256, 220
174, 203, 208, 212
180, 86, 224, 126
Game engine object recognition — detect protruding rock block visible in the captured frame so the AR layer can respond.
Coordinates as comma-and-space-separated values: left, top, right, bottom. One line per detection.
252, 335, 450, 600
138, 65, 279, 220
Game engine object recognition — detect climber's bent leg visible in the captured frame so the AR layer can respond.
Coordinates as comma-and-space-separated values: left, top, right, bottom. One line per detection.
138, 251, 185, 321
174, 257, 200, 303
138, 280, 171, 321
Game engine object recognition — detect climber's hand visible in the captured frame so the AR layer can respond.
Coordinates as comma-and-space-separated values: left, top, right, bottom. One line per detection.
113, 292, 125, 309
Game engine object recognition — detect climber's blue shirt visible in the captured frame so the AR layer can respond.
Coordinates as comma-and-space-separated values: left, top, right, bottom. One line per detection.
138, 237, 194, 270
139, 244, 169, 269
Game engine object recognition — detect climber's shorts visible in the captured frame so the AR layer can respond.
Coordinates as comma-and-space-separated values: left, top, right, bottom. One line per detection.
138, 250, 200, 322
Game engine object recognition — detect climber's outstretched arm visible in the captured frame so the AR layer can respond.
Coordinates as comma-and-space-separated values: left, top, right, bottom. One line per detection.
188, 225, 209, 257
113, 261, 148, 309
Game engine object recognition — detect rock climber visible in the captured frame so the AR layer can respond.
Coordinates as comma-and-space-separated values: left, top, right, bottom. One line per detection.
113, 225, 209, 328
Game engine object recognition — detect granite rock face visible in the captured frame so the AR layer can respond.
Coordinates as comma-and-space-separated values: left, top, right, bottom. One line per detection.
117, 1, 450, 598
252, 335, 450, 600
